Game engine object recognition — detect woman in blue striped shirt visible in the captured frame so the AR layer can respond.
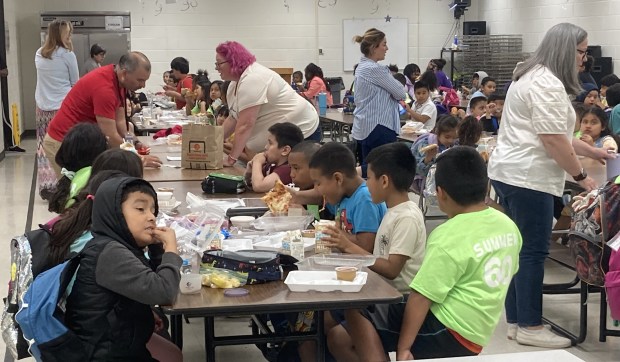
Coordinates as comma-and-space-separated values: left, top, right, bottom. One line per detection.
351, 28, 405, 177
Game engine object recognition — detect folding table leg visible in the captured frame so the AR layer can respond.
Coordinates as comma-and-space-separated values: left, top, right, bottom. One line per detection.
170, 314, 184, 349
204, 317, 216, 362
316, 311, 326, 362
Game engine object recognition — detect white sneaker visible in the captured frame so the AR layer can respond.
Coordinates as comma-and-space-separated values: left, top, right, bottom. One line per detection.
507, 323, 552, 340
516, 326, 572, 348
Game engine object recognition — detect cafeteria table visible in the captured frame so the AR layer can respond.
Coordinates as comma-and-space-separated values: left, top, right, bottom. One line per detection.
162, 270, 402, 362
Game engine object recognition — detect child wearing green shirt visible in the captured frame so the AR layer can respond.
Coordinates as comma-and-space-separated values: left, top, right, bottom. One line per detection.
348, 146, 522, 360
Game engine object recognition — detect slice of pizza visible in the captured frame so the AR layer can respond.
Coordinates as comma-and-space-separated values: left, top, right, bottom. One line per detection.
261, 180, 292, 214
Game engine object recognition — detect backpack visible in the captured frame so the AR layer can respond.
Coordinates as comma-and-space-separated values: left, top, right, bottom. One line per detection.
410, 133, 438, 194
569, 180, 620, 287
1, 225, 56, 359
15, 256, 88, 362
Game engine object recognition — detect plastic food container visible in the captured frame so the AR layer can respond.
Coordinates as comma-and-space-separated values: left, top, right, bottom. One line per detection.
295, 254, 377, 271
284, 271, 368, 292
254, 232, 315, 252
221, 238, 253, 252
251, 212, 314, 232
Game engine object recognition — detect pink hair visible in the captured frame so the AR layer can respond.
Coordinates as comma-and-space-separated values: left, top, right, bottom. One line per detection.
216, 41, 257, 78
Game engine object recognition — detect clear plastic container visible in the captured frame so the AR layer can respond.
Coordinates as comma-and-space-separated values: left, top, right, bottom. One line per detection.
251, 212, 314, 232
295, 254, 377, 271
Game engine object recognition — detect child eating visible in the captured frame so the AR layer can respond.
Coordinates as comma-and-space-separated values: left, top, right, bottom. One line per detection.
245, 122, 304, 192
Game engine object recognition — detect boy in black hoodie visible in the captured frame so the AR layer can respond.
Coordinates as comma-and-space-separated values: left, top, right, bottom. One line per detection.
66, 177, 182, 361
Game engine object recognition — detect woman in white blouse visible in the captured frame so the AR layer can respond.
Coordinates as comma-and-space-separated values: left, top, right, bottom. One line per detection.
214, 41, 320, 167
488, 23, 614, 349
35, 19, 79, 199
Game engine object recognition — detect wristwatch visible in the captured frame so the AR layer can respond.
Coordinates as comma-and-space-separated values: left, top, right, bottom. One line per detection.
572, 168, 587, 182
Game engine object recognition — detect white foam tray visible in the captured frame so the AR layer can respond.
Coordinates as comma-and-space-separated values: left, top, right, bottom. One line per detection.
284, 271, 368, 292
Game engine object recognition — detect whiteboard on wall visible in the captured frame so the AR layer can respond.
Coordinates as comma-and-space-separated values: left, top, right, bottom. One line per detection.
343, 18, 408, 72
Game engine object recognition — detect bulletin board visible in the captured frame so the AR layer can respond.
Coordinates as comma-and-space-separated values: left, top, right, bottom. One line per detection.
343, 18, 408, 71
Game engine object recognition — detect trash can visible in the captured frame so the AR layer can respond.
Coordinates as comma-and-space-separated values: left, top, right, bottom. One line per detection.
325, 77, 345, 105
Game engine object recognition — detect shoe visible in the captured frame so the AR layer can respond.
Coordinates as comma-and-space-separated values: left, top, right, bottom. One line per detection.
507, 323, 551, 340
516, 326, 571, 348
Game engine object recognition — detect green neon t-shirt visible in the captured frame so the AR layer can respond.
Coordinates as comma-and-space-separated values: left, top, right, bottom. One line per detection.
410, 207, 522, 346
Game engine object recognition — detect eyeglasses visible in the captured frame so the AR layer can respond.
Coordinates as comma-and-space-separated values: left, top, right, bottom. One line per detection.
215, 61, 228, 69
577, 48, 588, 58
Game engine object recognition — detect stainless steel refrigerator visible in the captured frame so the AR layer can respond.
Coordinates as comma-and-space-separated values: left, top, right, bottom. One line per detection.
40, 12, 131, 76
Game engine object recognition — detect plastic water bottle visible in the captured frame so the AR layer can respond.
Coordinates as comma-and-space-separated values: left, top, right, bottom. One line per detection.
318, 92, 327, 116
180, 259, 192, 274
452, 34, 459, 50
125, 132, 134, 145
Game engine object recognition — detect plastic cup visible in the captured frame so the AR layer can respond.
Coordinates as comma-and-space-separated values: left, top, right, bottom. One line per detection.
180, 274, 202, 294
335, 266, 358, 282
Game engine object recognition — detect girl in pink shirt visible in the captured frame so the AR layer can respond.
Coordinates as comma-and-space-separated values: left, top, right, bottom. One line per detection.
298, 63, 333, 106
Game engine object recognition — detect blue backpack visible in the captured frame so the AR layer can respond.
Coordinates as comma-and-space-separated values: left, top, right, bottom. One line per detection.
15, 256, 87, 362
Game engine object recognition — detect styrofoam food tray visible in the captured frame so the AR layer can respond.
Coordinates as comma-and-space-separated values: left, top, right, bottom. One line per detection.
284, 271, 368, 292
221, 238, 253, 252
253, 234, 316, 252
251, 212, 314, 232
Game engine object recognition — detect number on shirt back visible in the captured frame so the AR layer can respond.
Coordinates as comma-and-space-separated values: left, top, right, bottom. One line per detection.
483, 256, 513, 288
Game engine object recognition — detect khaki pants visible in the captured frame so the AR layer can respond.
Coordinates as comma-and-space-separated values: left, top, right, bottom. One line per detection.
42, 133, 62, 178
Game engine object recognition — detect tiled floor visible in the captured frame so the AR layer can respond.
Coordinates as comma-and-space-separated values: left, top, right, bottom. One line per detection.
1, 138, 619, 361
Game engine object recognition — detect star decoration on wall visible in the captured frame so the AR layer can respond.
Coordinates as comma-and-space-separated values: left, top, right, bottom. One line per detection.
385, 14, 391, 22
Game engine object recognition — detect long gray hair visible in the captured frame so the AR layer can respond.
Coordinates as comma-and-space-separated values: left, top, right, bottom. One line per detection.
513, 23, 587, 96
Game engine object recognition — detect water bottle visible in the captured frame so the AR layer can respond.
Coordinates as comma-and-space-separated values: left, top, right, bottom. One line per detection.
180, 258, 192, 274
125, 132, 134, 145
318, 92, 327, 116
452, 34, 459, 50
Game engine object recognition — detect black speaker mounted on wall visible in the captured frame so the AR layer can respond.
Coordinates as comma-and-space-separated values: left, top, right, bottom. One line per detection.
591, 57, 613, 87
464, 21, 487, 36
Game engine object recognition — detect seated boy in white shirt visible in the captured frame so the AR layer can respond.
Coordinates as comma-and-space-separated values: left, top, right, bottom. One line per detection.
405, 80, 437, 130
324, 142, 427, 362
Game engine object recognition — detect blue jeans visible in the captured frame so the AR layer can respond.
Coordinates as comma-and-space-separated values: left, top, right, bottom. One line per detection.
305, 124, 322, 142
491, 180, 554, 327
359, 125, 397, 178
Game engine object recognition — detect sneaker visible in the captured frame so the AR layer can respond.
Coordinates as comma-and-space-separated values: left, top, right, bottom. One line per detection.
507, 323, 552, 340
516, 326, 571, 348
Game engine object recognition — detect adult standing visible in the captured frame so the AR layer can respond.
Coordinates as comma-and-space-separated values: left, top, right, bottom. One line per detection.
428, 59, 453, 89
488, 23, 614, 348
35, 19, 79, 199
44, 52, 161, 176
164, 57, 193, 110
297, 62, 333, 107
350, 28, 405, 177
216, 41, 320, 167
83, 43, 106, 75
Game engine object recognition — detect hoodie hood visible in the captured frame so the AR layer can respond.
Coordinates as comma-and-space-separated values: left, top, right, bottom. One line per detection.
576, 83, 599, 102
90, 177, 158, 254
474, 71, 488, 80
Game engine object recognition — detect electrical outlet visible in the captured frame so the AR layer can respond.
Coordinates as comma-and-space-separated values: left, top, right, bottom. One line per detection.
319, 49, 324, 55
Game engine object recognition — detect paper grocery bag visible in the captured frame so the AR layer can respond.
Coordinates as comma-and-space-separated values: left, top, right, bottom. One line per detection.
181, 123, 224, 169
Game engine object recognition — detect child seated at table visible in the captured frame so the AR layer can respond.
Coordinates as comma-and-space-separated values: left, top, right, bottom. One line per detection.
352, 146, 522, 361
481, 93, 505, 134
457, 116, 483, 148
309, 142, 387, 253
576, 83, 601, 108
207, 80, 223, 116
410, 115, 458, 192
468, 96, 488, 119
216, 105, 229, 126
291, 70, 303, 91
184, 70, 210, 116
325, 142, 427, 362
404, 80, 437, 131
577, 106, 619, 151
245, 122, 304, 192
604, 83, 620, 135
65, 177, 182, 362
467, 77, 496, 114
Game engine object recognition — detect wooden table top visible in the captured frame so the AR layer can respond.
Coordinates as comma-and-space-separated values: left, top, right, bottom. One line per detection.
163, 270, 402, 316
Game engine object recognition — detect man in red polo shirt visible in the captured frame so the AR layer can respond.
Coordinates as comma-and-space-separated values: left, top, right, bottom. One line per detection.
164, 57, 193, 109
43, 51, 160, 176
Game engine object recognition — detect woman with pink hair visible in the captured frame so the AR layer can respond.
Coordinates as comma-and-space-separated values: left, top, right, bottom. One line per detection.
215, 41, 320, 166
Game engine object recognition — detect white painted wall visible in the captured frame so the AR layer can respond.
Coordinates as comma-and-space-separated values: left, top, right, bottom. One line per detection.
35, 0, 481, 104
479, 0, 620, 71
